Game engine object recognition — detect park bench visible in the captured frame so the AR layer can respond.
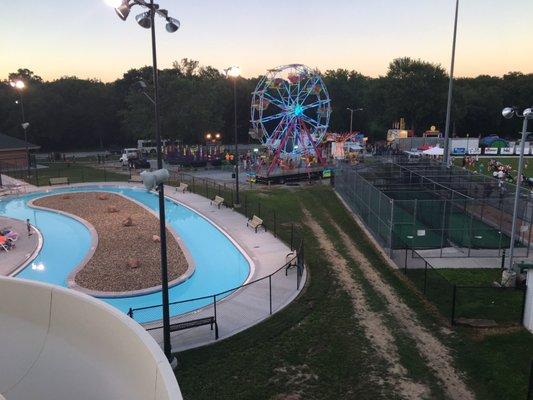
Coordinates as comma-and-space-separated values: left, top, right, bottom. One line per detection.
210, 195, 225, 209
49, 177, 69, 186
169, 316, 218, 339
247, 215, 266, 233
285, 251, 297, 275
175, 182, 188, 193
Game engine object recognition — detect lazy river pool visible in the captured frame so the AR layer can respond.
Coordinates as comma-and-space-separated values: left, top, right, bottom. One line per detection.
0, 185, 250, 323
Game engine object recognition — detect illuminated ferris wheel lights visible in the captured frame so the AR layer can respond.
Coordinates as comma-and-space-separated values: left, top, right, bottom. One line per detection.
250, 64, 330, 166
294, 105, 304, 116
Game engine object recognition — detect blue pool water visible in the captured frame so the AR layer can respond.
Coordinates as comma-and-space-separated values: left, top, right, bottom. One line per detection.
0, 186, 250, 322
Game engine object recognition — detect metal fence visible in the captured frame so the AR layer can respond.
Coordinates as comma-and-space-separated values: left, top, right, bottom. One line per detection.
391, 237, 527, 326
0, 157, 130, 186
128, 239, 304, 345
335, 157, 533, 258
128, 171, 307, 344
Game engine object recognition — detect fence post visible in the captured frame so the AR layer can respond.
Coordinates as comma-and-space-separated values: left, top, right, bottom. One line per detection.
404, 248, 408, 274
104, 164, 107, 182
423, 261, 428, 294
213, 295, 219, 339
269, 275, 272, 315
451, 284, 457, 325
192, 176, 195, 192
273, 211, 277, 237
81, 165, 85, 183
527, 360, 533, 400
501, 249, 506, 270
290, 223, 294, 251
127, 308, 133, 318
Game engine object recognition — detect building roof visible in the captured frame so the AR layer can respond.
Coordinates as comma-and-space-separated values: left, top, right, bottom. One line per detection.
0, 133, 40, 151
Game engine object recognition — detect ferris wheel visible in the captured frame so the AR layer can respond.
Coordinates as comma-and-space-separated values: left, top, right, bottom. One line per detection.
250, 64, 331, 172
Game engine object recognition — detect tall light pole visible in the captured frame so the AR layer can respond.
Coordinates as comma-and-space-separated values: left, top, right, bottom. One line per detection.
502, 106, 533, 269
443, 0, 459, 166
10, 80, 30, 178
225, 66, 241, 205
106, 0, 180, 366
346, 107, 363, 134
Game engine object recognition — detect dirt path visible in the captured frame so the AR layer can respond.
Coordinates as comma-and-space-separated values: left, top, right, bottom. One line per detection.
303, 210, 430, 399
325, 214, 476, 400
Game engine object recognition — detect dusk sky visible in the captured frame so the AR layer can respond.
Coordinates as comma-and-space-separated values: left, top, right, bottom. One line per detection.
2, 0, 532, 82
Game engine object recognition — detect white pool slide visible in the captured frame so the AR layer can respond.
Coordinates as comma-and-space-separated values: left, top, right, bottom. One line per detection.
0, 276, 182, 400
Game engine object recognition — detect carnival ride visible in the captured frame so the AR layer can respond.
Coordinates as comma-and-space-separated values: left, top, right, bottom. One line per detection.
249, 64, 331, 181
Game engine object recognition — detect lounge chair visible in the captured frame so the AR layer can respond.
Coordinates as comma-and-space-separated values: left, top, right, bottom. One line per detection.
0, 236, 12, 252
5, 230, 18, 242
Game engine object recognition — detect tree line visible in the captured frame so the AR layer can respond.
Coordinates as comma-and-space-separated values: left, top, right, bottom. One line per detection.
0, 58, 531, 151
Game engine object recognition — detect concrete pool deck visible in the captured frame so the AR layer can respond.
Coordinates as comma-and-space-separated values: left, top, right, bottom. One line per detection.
147, 185, 307, 351
0, 178, 307, 351
0, 216, 41, 276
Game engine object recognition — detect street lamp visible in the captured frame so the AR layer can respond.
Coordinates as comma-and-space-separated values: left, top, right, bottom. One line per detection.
225, 66, 241, 205
502, 106, 533, 268
443, 0, 460, 166
106, 0, 180, 367
346, 107, 363, 134
9, 79, 30, 178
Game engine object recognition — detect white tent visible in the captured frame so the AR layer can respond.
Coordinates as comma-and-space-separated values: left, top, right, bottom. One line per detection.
422, 146, 444, 156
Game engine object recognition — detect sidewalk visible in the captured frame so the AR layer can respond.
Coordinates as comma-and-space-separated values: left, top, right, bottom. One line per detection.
147, 186, 307, 351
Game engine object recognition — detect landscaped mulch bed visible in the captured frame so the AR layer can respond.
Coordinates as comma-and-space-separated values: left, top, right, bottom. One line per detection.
34, 192, 188, 292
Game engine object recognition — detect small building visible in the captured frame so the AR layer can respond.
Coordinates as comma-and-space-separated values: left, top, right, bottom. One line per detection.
0, 133, 40, 170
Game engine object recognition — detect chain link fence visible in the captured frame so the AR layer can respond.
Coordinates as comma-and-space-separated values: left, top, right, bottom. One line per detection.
335, 158, 533, 258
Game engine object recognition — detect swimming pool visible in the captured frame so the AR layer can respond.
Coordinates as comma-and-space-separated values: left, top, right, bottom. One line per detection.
0, 185, 251, 323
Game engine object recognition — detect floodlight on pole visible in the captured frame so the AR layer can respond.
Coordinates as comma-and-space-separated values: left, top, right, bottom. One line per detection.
443, 0, 460, 167
105, 0, 180, 368
9, 79, 30, 178
10, 80, 25, 90
226, 66, 241, 78
346, 107, 363, 134
501, 106, 533, 269
224, 66, 241, 205
136, 11, 152, 28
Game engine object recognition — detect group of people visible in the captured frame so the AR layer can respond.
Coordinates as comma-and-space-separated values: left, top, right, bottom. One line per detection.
460, 155, 479, 169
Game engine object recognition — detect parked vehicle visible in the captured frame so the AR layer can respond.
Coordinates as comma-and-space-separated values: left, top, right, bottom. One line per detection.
119, 148, 141, 165
137, 139, 169, 155
119, 148, 150, 169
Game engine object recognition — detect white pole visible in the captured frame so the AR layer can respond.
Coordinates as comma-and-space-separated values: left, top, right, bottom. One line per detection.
443, 0, 459, 166
508, 117, 530, 268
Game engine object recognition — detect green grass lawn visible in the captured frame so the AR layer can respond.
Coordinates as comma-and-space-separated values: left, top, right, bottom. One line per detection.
406, 267, 524, 324
11, 162, 129, 186
392, 203, 510, 250
174, 185, 533, 400
453, 156, 533, 177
